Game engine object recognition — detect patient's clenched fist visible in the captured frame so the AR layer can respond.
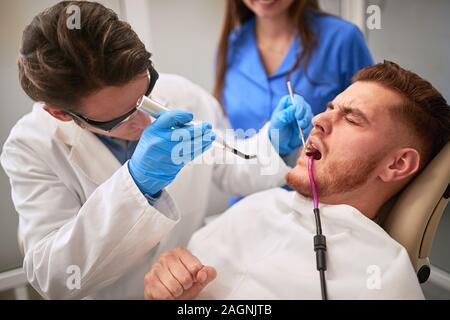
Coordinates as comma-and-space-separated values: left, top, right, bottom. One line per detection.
144, 247, 217, 300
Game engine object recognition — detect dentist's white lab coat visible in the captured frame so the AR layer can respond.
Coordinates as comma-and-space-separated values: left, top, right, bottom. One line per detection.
188, 188, 425, 300
0, 74, 290, 299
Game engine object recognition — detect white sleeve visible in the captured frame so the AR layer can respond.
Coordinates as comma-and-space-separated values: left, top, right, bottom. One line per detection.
1, 146, 180, 299
211, 122, 292, 196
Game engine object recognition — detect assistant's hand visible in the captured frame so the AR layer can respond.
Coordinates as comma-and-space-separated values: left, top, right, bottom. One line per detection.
269, 94, 313, 155
129, 110, 215, 196
144, 247, 217, 300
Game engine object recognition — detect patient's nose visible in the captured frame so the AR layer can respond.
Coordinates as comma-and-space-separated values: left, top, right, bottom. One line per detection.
311, 113, 330, 135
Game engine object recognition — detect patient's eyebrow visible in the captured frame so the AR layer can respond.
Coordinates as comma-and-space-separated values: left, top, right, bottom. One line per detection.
327, 102, 370, 125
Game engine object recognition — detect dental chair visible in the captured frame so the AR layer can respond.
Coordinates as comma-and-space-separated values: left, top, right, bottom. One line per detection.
377, 142, 450, 283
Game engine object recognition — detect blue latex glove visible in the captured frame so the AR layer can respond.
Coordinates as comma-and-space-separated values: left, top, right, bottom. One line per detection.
269, 94, 313, 155
129, 110, 215, 196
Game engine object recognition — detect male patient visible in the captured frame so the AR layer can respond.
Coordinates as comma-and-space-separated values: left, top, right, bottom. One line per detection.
143, 61, 450, 300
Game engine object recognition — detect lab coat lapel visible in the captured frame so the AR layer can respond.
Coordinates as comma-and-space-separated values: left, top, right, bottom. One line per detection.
56, 122, 121, 186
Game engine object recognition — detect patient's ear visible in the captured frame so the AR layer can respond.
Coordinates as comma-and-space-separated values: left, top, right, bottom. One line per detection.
43, 104, 73, 122
379, 148, 420, 182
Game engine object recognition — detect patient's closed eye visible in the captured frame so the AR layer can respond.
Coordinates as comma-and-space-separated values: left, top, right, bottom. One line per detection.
345, 117, 358, 125
327, 103, 357, 124
327, 102, 367, 126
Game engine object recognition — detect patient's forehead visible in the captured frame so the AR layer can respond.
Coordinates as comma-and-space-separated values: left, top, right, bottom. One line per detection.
333, 81, 404, 123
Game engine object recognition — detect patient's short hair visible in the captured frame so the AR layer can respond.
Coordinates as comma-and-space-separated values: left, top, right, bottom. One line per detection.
353, 60, 450, 168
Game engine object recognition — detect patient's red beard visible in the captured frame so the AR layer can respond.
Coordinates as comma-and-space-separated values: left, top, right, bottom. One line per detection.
286, 154, 381, 199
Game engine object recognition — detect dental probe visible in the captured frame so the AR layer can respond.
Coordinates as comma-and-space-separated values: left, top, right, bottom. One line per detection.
286, 81, 321, 159
287, 81, 307, 148
137, 95, 257, 160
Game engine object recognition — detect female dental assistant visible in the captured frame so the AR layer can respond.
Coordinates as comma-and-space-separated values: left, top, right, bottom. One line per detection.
214, 0, 374, 135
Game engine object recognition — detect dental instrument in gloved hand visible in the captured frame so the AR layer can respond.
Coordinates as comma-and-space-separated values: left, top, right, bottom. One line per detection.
137, 96, 256, 160
286, 81, 320, 160
287, 81, 307, 148
269, 87, 313, 155
129, 110, 215, 197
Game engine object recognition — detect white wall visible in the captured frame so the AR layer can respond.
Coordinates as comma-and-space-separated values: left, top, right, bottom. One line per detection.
124, 0, 224, 92
366, 0, 450, 102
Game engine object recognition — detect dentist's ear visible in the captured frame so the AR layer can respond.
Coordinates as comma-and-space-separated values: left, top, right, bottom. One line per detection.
43, 105, 73, 122
379, 148, 421, 182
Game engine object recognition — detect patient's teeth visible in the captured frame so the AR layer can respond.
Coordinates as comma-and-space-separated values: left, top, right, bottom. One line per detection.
305, 143, 321, 160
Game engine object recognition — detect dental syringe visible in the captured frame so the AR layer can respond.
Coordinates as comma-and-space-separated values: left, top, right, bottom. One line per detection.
137, 95, 257, 160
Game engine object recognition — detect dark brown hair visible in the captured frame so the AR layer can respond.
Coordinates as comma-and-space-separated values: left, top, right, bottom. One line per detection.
353, 60, 450, 167
18, 1, 151, 110
213, 0, 321, 106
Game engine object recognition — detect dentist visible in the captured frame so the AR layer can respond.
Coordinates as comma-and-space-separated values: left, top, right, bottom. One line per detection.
1, 1, 311, 299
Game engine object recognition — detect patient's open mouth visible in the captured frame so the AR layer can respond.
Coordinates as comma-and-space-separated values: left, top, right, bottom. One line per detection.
305, 142, 322, 160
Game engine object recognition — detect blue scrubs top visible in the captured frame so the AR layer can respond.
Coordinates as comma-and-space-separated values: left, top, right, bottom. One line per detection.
222, 13, 374, 133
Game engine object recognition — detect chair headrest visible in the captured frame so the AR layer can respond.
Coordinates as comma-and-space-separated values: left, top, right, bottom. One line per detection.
378, 142, 450, 277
